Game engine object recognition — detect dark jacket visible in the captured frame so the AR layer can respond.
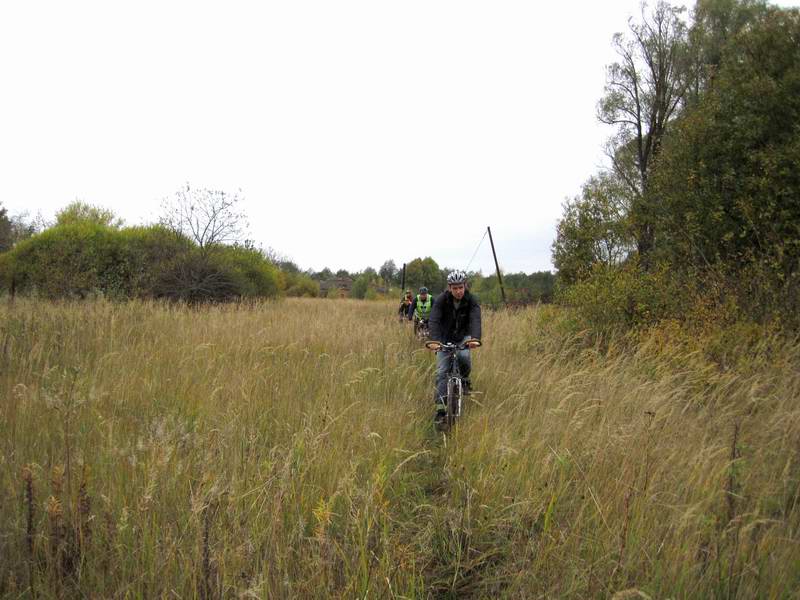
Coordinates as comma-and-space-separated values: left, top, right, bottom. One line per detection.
398, 297, 412, 315
429, 290, 481, 344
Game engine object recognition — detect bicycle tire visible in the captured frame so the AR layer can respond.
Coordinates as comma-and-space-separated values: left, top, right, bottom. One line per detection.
445, 377, 462, 429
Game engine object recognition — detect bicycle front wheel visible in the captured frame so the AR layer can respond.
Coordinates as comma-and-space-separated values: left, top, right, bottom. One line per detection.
445, 377, 463, 429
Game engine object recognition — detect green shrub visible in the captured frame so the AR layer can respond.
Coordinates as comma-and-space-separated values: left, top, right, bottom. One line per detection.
213, 245, 281, 299
120, 225, 194, 297
9, 222, 133, 299
152, 246, 280, 303
284, 273, 320, 297
557, 260, 684, 336
3, 223, 281, 303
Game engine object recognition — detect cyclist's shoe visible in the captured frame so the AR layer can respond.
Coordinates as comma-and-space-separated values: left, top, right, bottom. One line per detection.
463, 379, 472, 395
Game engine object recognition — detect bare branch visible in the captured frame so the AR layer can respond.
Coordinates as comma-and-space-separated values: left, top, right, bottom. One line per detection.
160, 185, 249, 248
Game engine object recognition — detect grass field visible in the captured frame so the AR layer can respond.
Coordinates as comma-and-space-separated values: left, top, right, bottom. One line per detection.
1, 298, 799, 598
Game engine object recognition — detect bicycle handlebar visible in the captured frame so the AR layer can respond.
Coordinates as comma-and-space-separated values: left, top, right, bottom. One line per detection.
425, 339, 481, 351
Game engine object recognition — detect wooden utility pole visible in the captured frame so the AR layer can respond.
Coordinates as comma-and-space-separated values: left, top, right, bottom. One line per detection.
487, 226, 506, 305
400, 263, 406, 293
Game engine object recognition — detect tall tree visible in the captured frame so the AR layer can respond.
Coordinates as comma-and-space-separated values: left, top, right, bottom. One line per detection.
552, 173, 634, 284
378, 259, 398, 285
405, 257, 442, 292
598, 0, 691, 261
688, 0, 768, 99
312, 267, 333, 281
651, 7, 800, 276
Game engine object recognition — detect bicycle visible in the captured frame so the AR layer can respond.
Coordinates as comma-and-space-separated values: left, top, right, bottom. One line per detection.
424, 338, 481, 431
398, 305, 411, 323
414, 317, 430, 341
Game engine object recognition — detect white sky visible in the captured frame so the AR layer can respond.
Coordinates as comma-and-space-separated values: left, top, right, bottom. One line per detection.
1, 1, 796, 275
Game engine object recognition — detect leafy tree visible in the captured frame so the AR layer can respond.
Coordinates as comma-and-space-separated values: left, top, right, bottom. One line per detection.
276, 259, 300, 274
404, 257, 441, 293
3, 211, 46, 247
688, 0, 768, 99
379, 259, 398, 284
598, 1, 692, 261
528, 271, 557, 303
312, 267, 334, 281
650, 7, 800, 304
55, 201, 123, 228
160, 184, 248, 249
350, 273, 370, 299
552, 174, 634, 284
0, 207, 48, 252
335, 269, 351, 279
503, 271, 557, 303
0, 203, 11, 253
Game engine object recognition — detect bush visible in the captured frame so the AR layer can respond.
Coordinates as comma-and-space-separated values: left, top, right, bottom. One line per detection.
214, 246, 281, 299
1, 223, 281, 303
120, 225, 195, 297
557, 260, 684, 336
350, 274, 370, 299
0, 250, 13, 291
284, 272, 320, 298
153, 246, 281, 303
9, 222, 133, 299
152, 250, 239, 303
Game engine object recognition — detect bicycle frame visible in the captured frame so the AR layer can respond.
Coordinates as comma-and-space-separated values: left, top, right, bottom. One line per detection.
425, 339, 481, 430
414, 317, 430, 340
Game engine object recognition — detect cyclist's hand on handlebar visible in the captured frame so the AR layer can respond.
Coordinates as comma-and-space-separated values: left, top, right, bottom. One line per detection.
465, 339, 481, 349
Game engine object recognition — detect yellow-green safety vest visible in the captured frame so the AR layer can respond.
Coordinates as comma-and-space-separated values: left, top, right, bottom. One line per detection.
415, 295, 432, 320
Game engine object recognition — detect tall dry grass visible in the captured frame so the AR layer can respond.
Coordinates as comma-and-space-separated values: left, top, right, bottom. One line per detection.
1, 297, 799, 598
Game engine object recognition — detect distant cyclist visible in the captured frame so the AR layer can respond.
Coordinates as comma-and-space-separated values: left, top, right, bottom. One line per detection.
407, 286, 433, 327
397, 289, 413, 321
427, 271, 482, 426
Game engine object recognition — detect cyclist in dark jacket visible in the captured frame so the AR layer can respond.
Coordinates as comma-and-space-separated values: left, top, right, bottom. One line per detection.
397, 290, 413, 320
427, 270, 481, 424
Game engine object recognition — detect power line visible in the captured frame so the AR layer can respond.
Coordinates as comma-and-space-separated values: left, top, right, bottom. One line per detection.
465, 229, 488, 272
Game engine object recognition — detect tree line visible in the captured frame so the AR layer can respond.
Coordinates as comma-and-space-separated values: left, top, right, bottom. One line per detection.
0, 194, 553, 304
552, 0, 800, 332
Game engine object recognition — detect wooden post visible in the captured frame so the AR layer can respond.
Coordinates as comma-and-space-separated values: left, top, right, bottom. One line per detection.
400, 263, 406, 293
487, 227, 506, 305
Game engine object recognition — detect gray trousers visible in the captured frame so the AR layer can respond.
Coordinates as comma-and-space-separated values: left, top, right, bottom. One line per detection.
434, 337, 472, 405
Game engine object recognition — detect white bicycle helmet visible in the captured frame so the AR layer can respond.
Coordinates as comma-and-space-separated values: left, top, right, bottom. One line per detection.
447, 270, 467, 285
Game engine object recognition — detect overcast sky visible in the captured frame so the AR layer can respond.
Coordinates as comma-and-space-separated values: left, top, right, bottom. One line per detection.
1, 1, 795, 275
